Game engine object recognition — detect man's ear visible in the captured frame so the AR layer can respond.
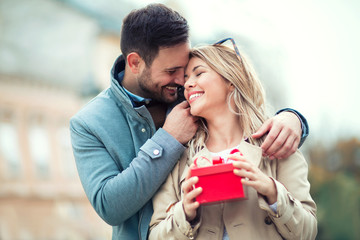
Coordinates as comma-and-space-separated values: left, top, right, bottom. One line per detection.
127, 52, 143, 74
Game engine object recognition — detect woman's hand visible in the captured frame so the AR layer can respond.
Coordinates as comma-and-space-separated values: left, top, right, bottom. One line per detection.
230, 153, 277, 204
182, 166, 202, 222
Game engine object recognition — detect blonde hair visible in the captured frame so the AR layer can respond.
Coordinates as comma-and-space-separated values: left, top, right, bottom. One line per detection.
187, 44, 269, 159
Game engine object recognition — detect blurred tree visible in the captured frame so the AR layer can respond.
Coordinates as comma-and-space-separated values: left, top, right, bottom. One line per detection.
308, 138, 360, 240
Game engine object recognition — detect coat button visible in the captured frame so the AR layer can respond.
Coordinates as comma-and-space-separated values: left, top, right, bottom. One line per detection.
153, 149, 160, 155
264, 216, 272, 225
141, 128, 146, 132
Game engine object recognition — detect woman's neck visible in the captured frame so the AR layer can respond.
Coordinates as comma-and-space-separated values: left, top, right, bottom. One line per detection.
205, 114, 244, 153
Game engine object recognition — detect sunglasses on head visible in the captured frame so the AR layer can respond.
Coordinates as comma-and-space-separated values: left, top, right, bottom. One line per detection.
213, 37, 244, 65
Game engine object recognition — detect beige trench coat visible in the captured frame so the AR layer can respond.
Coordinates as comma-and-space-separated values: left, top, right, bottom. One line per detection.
149, 140, 317, 240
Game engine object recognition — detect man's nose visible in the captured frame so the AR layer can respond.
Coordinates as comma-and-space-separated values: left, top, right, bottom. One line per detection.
174, 69, 185, 86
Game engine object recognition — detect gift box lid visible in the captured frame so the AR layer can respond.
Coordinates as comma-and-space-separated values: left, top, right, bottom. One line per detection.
191, 163, 235, 176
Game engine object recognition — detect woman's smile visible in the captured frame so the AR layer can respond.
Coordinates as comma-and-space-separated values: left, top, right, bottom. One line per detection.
188, 91, 204, 104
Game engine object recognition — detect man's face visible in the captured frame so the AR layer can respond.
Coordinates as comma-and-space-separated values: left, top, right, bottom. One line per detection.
137, 42, 190, 104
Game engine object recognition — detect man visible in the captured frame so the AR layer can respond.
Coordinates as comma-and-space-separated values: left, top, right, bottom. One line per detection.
70, 3, 308, 240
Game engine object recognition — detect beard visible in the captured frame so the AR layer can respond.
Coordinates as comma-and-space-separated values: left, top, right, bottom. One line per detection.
137, 67, 179, 104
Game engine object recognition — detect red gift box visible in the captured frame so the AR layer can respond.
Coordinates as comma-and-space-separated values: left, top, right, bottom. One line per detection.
190, 158, 247, 205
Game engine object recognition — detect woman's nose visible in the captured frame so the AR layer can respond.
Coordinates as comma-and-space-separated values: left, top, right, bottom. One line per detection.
184, 77, 195, 89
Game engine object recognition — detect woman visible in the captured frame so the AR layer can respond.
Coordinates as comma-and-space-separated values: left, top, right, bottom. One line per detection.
149, 39, 317, 240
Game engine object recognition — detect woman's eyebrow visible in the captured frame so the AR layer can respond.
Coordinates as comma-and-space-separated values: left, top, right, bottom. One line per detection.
185, 65, 206, 77
192, 65, 206, 72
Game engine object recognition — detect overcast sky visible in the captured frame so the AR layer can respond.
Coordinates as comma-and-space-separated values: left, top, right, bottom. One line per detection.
2, 0, 359, 145
133, 0, 360, 144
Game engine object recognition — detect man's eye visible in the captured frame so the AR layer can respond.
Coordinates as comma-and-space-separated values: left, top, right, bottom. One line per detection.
167, 70, 176, 75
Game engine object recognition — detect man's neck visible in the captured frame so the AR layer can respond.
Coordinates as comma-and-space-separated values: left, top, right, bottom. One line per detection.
147, 102, 168, 129
122, 67, 139, 95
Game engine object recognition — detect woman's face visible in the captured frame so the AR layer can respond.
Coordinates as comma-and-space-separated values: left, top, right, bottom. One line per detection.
184, 57, 233, 119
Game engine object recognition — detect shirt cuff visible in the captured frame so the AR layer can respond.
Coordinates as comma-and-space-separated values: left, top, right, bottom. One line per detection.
269, 202, 278, 213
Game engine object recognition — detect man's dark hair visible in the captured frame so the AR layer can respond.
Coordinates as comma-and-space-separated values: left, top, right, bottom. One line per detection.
120, 3, 189, 67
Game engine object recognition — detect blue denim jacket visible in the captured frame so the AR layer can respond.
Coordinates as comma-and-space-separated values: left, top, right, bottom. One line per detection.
70, 56, 185, 239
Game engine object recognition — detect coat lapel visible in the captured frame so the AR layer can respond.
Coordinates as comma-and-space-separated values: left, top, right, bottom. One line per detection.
238, 140, 263, 167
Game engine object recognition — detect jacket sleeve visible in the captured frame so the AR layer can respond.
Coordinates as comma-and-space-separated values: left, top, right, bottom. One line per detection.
149, 161, 200, 240
258, 150, 317, 240
70, 116, 185, 226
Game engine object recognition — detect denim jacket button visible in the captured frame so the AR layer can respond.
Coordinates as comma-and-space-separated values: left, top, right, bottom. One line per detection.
141, 128, 146, 133
153, 149, 160, 155
264, 216, 272, 225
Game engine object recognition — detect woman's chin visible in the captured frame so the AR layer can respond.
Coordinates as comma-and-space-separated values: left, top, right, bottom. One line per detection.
190, 108, 199, 117
190, 107, 204, 118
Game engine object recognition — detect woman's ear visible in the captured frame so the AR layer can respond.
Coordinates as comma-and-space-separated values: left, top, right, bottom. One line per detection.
228, 82, 235, 91
127, 52, 143, 74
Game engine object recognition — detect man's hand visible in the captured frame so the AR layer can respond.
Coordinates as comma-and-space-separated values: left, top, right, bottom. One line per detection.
163, 101, 198, 144
252, 111, 302, 160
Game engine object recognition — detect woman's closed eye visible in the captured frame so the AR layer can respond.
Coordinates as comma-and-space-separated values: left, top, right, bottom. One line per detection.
195, 71, 205, 77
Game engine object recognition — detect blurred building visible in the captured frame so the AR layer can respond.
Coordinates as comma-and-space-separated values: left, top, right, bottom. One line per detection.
0, 0, 125, 239
0, 77, 112, 239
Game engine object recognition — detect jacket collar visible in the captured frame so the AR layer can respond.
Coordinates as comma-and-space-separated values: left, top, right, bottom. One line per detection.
110, 55, 133, 106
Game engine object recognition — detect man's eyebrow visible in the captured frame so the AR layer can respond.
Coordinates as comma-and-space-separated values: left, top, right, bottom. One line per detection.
165, 66, 183, 71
